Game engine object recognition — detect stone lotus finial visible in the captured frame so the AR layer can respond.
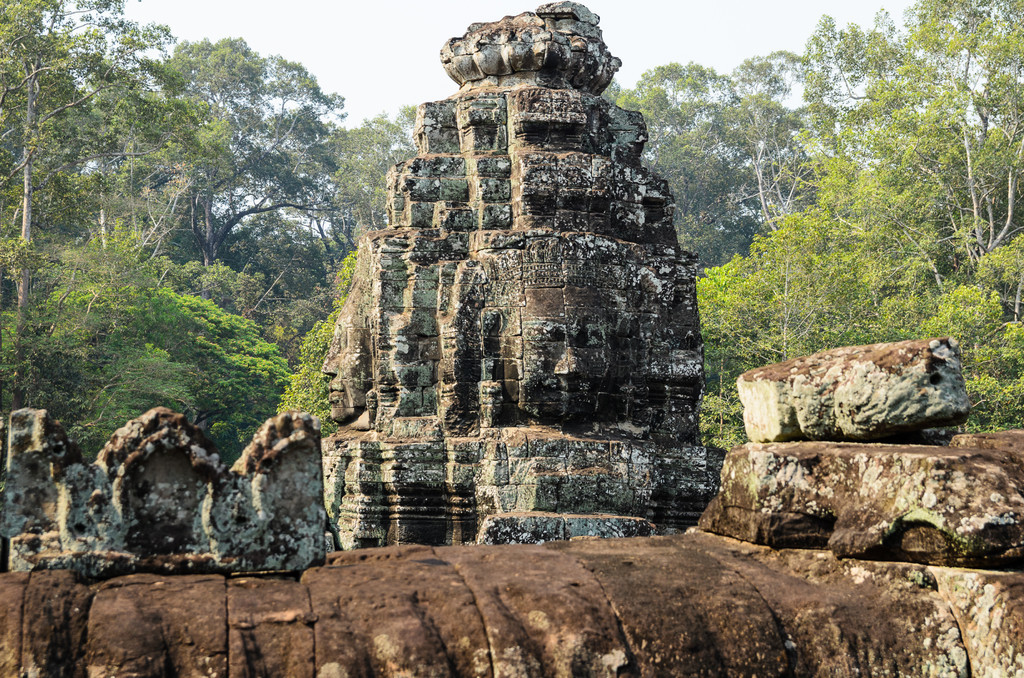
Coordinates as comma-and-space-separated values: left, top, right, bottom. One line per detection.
441, 1, 621, 95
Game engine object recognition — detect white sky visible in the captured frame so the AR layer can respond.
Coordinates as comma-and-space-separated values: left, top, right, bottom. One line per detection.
123, 0, 918, 126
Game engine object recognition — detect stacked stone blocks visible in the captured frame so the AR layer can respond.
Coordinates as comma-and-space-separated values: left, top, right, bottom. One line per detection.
322, 2, 714, 548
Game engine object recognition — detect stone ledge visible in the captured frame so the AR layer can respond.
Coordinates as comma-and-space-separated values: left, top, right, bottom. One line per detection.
6, 531, 1022, 676
699, 440, 1024, 567
476, 511, 653, 544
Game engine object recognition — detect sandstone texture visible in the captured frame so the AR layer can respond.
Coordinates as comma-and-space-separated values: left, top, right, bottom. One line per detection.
700, 439, 1024, 567
1, 407, 328, 577
321, 1, 714, 548
738, 338, 970, 442
4, 531, 1022, 676
4, 3, 1023, 674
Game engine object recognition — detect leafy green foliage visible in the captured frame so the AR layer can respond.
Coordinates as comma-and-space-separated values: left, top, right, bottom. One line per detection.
278, 250, 357, 436
616, 55, 810, 268
7, 0, 1024, 463
2, 234, 289, 458
1, 4, 415, 451
163, 37, 344, 266
697, 0, 1024, 449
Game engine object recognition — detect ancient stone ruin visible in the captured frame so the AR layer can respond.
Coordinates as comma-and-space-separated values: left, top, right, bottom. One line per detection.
704, 337, 1023, 568
4, 1, 1024, 673
4, 419, 1024, 674
1, 407, 328, 577
321, 1, 716, 548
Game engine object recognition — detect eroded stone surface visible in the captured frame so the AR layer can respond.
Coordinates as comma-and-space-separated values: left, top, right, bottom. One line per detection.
85, 574, 227, 677
700, 440, 1024, 567
679, 531, 971, 676
441, 1, 621, 94
737, 338, 970, 442
322, 2, 712, 548
951, 429, 1024, 454
932, 567, 1024, 677
228, 577, 316, 678
1, 407, 328, 577
1, 531, 1011, 676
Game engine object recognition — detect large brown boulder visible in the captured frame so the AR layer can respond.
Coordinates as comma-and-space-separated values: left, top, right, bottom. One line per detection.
737, 338, 970, 442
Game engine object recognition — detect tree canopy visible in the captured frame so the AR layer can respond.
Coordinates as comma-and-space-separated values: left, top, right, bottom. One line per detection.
5, 0, 1024, 457
0, 0, 410, 457
691, 0, 1024, 447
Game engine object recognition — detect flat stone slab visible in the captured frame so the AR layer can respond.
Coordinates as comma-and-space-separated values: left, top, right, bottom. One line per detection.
699, 440, 1024, 567
476, 511, 653, 544
737, 338, 970, 442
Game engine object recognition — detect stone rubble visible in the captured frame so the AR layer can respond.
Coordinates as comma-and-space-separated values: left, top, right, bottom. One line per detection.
699, 438, 1024, 566
322, 1, 714, 548
1, 407, 328, 577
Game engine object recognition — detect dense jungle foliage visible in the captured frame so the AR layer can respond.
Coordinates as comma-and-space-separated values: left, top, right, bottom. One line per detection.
2, 0, 1023, 456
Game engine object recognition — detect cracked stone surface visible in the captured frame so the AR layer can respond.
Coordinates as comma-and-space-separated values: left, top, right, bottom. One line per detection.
5, 530, 1021, 676
1, 407, 328, 578
699, 439, 1024, 567
321, 1, 714, 549
737, 338, 970, 442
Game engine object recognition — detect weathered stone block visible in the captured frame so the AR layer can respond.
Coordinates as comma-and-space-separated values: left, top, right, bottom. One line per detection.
5, 530, 1013, 676
479, 202, 512, 229
404, 200, 435, 228
738, 338, 970, 442
700, 439, 1024, 567
477, 511, 653, 544
228, 578, 315, 678
468, 155, 512, 178
435, 203, 476, 232
85, 574, 227, 676
932, 567, 1024, 676
439, 177, 470, 202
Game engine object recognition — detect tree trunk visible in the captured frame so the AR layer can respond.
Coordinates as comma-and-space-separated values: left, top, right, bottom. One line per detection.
12, 64, 38, 411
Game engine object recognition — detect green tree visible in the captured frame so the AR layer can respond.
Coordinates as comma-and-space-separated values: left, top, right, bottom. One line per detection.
616, 58, 810, 268
329, 107, 416, 244
731, 52, 813, 230
806, 0, 1024, 277
278, 249, 357, 436
2, 231, 289, 458
1, 0, 171, 408
617, 63, 758, 267
165, 38, 344, 267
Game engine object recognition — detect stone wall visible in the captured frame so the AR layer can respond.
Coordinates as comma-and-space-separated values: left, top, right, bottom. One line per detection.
2, 531, 1022, 676
1, 407, 328, 577
4, 338, 1020, 675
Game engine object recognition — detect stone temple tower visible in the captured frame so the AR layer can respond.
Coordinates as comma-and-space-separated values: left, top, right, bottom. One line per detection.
322, 1, 720, 548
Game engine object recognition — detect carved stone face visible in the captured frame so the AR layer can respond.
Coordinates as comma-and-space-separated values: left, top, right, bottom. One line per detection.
517, 241, 628, 422
322, 320, 372, 426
